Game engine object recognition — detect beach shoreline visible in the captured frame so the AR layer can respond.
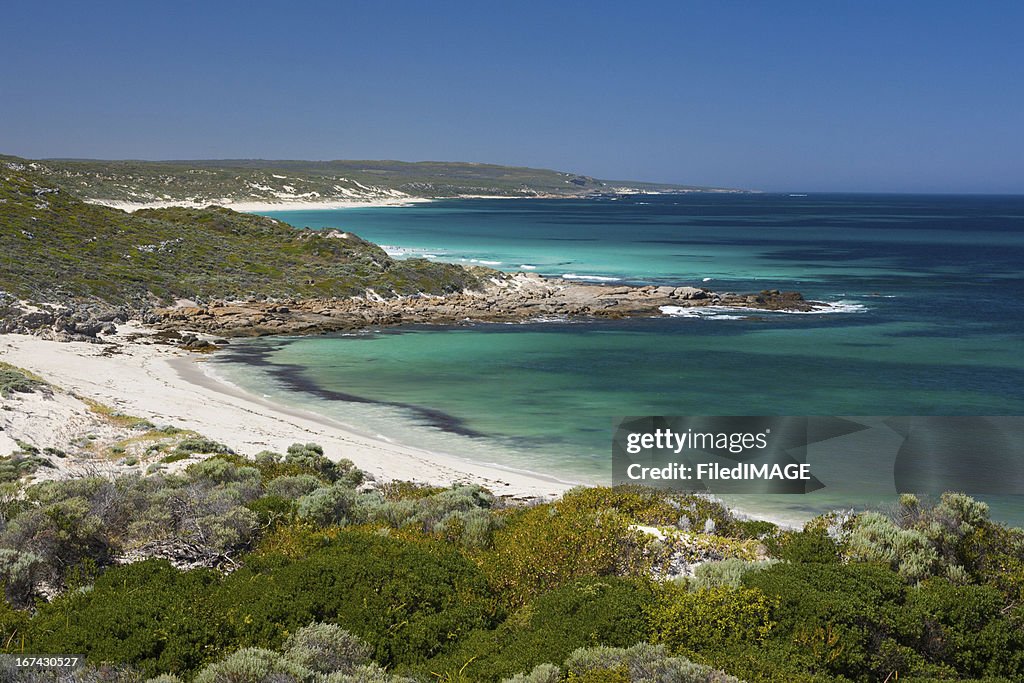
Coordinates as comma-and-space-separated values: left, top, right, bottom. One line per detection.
85, 196, 436, 214
0, 326, 809, 528
0, 330, 578, 500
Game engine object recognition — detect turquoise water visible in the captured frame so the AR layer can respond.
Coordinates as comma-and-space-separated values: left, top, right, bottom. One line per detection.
210, 194, 1024, 524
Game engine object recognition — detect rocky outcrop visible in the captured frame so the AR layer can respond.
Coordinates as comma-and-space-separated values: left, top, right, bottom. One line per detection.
0, 298, 131, 342
151, 274, 818, 337
0, 275, 817, 342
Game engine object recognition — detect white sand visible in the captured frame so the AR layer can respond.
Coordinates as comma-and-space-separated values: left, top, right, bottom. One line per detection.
0, 332, 575, 499
86, 197, 435, 214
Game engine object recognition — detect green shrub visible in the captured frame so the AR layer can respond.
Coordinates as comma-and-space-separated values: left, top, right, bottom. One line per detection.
845, 494, 1017, 586
214, 531, 493, 667
26, 560, 226, 676
379, 481, 447, 501
245, 495, 296, 530
0, 363, 45, 398
777, 527, 841, 564
284, 443, 350, 483
649, 584, 775, 655
731, 518, 779, 541
416, 577, 656, 682
435, 508, 503, 549
0, 495, 114, 590
485, 492, 658, 607
175, 437, 234, 456
0, 454, 51, 484
740, 561, 907, 679
0, 594, 30, 655
905, 579, 1024, 678
185, 456, 258, 484
557, 487, 735, 534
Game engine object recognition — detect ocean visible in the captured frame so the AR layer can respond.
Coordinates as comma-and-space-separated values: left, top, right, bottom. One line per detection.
208, 194, 1024, 525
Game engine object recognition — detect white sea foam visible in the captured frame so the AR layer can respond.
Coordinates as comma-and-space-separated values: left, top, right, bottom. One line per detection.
658, 306, 745, 320
808, 300, 868, 314
702, 277, 713, 282
382, 245, 444, 258
470, 259, 502, 265
659, 300, 867, 319
561, 273, 622, 282
519, 264, 537, 270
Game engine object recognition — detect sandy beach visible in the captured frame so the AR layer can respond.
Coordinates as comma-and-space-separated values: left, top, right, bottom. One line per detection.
86, 196, 435, 213
0, 330, 576, 499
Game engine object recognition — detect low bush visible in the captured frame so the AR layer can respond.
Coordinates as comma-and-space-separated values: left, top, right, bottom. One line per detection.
0, 362, 46, 398
26, 559, 226, 676
213, 531, 494, 667
415, 577, 656, 682
192, 647, 309, 683
283, 622, 374, 675
560, 643, 740, 683
776, 527, 841, 564
691, 558, 777, 590
175, 437, 234, 456
484, 490, 660, 607
648, 584, 775, 655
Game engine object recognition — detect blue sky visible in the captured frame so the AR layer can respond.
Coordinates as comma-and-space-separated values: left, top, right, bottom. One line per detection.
2, 1, 1022, 192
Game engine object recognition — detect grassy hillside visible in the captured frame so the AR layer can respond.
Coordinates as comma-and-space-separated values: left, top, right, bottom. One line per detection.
0, 154, 730, 205
0, 160, 483, 308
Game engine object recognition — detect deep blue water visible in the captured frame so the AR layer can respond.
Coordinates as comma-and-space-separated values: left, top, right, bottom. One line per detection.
210, 194, 1024, 524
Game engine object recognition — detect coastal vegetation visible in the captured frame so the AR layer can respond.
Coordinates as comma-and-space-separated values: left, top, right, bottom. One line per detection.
0, 161, 483, 311
0, 154, 721, 206
0, 429, 1021, 682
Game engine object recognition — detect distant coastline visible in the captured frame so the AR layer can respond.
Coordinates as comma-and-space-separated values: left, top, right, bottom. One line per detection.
85, 195, 437, 213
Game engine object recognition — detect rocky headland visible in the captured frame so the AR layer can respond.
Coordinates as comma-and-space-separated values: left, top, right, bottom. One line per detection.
150, 273, 816, 338
0, 273, 816, 344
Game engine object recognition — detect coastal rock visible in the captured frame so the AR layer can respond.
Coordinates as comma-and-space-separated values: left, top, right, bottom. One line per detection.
147, 274, 819, 337
672, 286, 708, 300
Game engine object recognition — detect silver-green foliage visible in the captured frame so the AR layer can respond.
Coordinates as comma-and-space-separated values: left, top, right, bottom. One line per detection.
846, 493, 995, 582
501, 663, 561, 683
562, 642, 741, 683
0, 547, 45, 605
691, 557, 778, 590
192, 647, 309, 683
282, 622, 373, 675
297, 485, 357, 527
191, 624, 417, 683
267, 475, 324, 500
321, 664, 419, 683
848, 511, 938, 582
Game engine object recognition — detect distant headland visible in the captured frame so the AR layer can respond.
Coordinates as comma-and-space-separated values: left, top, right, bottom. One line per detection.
1, 154, 746, 213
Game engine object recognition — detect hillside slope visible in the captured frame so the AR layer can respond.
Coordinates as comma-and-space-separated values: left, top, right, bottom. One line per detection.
1, 155, 735, 206
0, 160, 483, 311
